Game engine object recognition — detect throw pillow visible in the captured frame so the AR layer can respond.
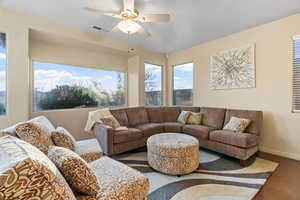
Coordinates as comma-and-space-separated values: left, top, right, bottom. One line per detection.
52, 127, 77, 151
48, 146, 100, 196
101, 115, 121, 129
223, 116, 252, 132
187, 112, 203, 125
0, 131, 18, 138
16, 122, 54, 154
177, 111, 191, 124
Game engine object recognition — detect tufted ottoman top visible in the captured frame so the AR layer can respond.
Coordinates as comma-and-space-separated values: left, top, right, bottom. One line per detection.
147, 133, 199, 157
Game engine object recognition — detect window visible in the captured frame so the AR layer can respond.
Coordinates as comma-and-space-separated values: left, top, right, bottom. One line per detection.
144, 63, 163, 106
33, 62, 125, 111
173, 63, 193, 106
293, 38, 300, 112
0, 33, 6, 116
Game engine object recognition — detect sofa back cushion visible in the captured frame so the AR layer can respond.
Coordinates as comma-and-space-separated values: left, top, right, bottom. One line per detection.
126, 107, 149, 127
0, 136, 76, 200
163, 107, 181, 122
200, 107, 226, 129
110, 108, 129, 127
180, 106, 200, 113
224, 109, 263, 135
146, 107, 164, 123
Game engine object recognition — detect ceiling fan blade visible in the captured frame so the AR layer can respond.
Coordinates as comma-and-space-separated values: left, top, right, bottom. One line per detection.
84, 7, 121, 19
138, 14, 170, 22
123, 0, 134, 11
136, 23, 151, 37
111, 24, 120, 32
93, 26, 110, 32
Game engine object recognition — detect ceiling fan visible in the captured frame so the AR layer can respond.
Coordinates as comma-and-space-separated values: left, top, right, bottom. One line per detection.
84, 0, 170, 37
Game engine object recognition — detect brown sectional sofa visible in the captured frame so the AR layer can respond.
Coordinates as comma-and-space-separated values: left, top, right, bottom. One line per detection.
95, 106, 263, 163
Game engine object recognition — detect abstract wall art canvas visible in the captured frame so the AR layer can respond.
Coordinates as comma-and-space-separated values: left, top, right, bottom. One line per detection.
210, 44, 255, 90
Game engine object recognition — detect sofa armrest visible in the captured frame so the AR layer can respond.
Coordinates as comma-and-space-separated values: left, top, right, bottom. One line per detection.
94, 123, 115, 156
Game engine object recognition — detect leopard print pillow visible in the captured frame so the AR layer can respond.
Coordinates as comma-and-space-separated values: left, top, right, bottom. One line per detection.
0, 131, 18, 138
48, 146, 100, 196
101, 115, 121, 129
177, 111, 191, 124
223, 116, 252, 133
187, 112, 203, 125
16, 122, 54, 154
52, 127, 76, 150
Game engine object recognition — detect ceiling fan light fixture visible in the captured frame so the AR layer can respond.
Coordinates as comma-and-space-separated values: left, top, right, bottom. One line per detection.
118, 20, 140, 34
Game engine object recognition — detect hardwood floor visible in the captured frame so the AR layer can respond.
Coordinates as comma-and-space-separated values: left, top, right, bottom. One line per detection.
254, 152, 300, 200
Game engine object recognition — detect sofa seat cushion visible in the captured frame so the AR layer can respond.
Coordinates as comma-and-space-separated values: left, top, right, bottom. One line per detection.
135, 123, 164, 137
164, 122, 182, 132
0, 136, 76, 200
113, 128, 143, 144
183, 125, 215, 140
210, 130, 258, 148
87, 156, 149, 200
75, 139, 102, 163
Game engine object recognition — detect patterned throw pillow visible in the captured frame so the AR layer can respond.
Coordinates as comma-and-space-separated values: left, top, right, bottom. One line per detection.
187, 112, 203, 125
101, 115, 121, 129
223, 116, 252, 133
48, 146, 100, 196
177, 111, 191, 124
0, 136, 76, 200
52, 127, 77, 151
16, 122, 54, 154
0, 131, 18, 138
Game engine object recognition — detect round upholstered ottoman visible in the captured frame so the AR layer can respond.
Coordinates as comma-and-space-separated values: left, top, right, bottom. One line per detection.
147, 133, 199, 175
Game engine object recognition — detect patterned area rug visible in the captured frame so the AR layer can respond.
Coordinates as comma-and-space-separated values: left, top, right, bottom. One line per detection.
115, 148, 278, 200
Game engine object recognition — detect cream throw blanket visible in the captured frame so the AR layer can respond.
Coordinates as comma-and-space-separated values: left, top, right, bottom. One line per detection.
85, 108, 128, 132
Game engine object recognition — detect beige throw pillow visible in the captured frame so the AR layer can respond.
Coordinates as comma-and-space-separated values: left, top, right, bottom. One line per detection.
177, 111, 191, 124
48, 146, 100, 196
16, 122, 54, 154
223, 116, 252, 132
187, 112, 203, 125
51, 127, 77, 151
101, 115, 121, 129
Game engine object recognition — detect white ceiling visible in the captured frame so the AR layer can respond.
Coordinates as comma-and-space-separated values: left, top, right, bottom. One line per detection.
1, 0, 300, 53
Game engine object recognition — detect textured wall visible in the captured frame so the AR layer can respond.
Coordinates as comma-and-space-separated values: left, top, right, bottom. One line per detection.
168, 13, 300, 160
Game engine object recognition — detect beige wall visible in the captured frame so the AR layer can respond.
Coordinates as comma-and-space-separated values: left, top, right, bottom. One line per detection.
168, 13, 300, 160
0, 8, 166, 140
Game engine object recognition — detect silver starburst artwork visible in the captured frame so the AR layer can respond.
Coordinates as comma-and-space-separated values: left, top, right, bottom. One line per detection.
210, 45, 255, 89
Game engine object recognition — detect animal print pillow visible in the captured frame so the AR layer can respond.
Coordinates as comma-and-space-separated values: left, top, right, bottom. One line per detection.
101, 115, 121, 129
52, 127, 76, 151
223, 116, 252, 133
16, 122, 54, 154
48, 146, 100, 196
187, 112, 203, 125
177, 111, 191, 124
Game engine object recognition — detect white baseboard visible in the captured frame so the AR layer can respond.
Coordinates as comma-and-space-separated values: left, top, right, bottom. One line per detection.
259, 146, 300, 161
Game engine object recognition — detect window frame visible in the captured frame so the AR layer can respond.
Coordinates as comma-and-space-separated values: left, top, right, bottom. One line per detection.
0, 32, 7, 117
172, 62, 194, 106
144, 62, 164, 106
30, 59, 128, 113
292, 36, 300, 113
